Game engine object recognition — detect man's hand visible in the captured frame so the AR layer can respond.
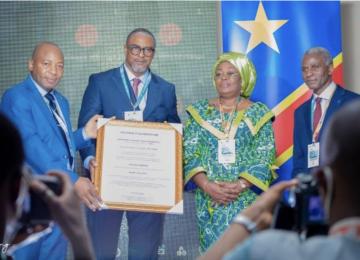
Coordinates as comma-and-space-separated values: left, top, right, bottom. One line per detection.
241, 179, 298, 231
84, 114, 103, 139
89, 158, 98, 181
198, 179, 298, 260
74, 176, 102, 211
30, 172, 95, 259
30, 172, 84, 234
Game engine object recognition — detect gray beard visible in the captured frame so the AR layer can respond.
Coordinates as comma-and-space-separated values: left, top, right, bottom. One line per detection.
130, 64, 147, 75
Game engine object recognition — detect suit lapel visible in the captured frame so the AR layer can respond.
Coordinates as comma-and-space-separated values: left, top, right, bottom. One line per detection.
26, 78, 64, 142
143, 77, 160, 120
320, 86, 342, 137
111, 68, 134, 111
303, 99, 313, 141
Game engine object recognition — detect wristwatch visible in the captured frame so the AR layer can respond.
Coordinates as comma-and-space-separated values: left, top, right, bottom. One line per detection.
232, 214, 257, 234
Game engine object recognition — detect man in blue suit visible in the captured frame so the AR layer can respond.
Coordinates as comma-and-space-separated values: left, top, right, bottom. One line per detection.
1, 41, 101, 259
78, 28, 181, 259
292, 47, 359, 177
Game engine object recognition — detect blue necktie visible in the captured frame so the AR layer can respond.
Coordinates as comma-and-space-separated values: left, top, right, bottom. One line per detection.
45, 92, 73, 168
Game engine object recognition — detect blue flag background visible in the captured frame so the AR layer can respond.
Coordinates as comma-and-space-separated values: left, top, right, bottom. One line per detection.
221, 0, 342, 183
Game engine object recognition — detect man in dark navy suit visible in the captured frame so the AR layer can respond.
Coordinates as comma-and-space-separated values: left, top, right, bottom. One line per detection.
292, 47, 359, 177
78, 28, 181, 260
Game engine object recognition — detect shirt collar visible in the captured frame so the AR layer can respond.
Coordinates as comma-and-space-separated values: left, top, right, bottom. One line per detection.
313, 81, 336, 101
123, 63, 148, 82
29, 74, 52, 97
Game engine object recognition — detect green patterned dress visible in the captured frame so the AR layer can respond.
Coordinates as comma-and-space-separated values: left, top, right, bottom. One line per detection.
184, 99, 277, 252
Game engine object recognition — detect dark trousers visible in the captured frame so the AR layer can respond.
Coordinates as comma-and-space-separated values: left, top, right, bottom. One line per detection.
87, 209, 164, 260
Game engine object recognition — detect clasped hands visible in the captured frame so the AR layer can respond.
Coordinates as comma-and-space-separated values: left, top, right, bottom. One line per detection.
204, 179, 251, 206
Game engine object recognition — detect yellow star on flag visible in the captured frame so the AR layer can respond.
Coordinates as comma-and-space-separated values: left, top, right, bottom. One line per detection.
234, 1, 288, 53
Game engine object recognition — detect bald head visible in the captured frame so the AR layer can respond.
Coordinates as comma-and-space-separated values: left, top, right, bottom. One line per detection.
28, 41, 64, 91
31, 41, 63, 60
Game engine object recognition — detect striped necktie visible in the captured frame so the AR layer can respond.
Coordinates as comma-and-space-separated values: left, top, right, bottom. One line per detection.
132, 78, 141, 98
45, 92, 73, 168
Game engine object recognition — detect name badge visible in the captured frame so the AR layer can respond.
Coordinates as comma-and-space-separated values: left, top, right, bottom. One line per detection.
124, 111, 143, 121
308, 142, 320, 168
218, 139, 236, 164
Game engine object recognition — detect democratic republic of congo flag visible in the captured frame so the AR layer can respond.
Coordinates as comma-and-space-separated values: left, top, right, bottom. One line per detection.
220, 1, 343, 183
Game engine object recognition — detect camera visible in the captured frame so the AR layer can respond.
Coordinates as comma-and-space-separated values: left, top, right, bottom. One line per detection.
20, 174, 62, 225
272, 173, 328, 238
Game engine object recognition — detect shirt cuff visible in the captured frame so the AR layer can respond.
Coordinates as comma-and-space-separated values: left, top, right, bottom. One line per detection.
82, 127, 90, 140
84, 155, 95, 170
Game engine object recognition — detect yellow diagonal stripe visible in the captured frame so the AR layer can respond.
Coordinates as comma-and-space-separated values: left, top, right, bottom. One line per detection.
333, 52, 342, 68
272, 84, 308, 116
275, 145, 293, 167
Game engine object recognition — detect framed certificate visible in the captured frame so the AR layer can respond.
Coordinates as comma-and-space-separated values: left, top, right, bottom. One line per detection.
95, 119, 183, 214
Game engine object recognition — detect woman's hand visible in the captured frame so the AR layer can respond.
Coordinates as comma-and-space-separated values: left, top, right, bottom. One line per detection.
205, 181, 240, 205
193, 173, 250, 205
219, 178, 251, 195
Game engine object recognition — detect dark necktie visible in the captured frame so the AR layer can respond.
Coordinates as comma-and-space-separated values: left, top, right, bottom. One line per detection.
45, 92, 73, 168
313, 97, 322, 136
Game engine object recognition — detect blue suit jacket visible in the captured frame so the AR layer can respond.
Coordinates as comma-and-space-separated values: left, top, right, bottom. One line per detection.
78, 67, 181, 162
292, 85, 360, 177
0, 75, 90, 182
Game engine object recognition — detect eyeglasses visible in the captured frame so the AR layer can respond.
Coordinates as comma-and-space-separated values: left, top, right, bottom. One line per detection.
127, 44, 155, 57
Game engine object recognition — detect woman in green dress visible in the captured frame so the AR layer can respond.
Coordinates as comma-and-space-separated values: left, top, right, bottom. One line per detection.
184, 52, 277, 252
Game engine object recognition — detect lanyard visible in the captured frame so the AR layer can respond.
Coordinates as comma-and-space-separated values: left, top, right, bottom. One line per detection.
219, 97, 241, 139
120, 64, 151, 110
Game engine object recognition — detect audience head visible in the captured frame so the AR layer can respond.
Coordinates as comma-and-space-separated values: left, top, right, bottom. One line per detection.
124, 28, 156, 77
212, 52, 256, 99
0, 113, 25, 242
28, 41, 64, 92
301, 47, 333, 95
318, 100, 360, 225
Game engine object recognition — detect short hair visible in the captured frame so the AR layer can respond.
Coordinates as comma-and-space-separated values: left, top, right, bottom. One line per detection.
0, 113, 24, 184
304, 47, 333, 66
125, 28, 156, 48
31, 41, 63, 60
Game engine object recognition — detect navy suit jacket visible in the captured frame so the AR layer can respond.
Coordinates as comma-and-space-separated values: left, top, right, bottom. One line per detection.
292, 85, 360, 177
0, 75, 90, 182
78, 67, 181, 162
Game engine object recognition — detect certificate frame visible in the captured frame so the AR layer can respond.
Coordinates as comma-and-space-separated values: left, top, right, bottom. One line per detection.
95, 119, 183, 214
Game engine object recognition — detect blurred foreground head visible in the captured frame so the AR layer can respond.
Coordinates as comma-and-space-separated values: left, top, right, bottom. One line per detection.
0, 113, 24, 242
320, 100, 360, 224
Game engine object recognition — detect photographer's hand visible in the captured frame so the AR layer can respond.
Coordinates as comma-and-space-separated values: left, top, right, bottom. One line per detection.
30, 172, 95, 260
74, 177, 102, 211
241, 179, 298, 229
199, 179, 298, 260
